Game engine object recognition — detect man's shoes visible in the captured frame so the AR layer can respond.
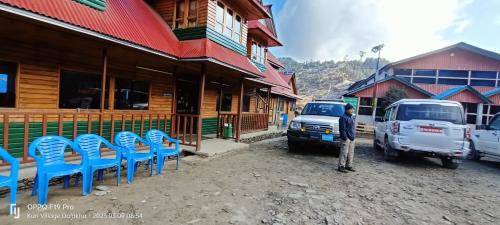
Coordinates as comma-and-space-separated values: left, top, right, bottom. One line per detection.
345, 166, 356, 172
337, 166, 348, 173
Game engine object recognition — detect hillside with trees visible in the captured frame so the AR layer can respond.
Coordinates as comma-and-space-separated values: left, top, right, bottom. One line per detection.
280, 57, 390, 105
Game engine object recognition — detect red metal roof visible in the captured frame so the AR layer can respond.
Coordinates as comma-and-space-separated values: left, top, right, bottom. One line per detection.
259, 63, 298, 99
179, 38, 262, 76
267, 52, 285, 68
248, 20, 282, 47
0, 0, 180, 56
279, 72, 293, 84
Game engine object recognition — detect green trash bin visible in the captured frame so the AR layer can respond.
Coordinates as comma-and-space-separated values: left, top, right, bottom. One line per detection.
223, 123, 233, 139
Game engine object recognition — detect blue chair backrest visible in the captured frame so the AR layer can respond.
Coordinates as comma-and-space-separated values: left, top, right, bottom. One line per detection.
146, 130, 165, 146
0, 147, 19, 177
114, 132, 147, 153
75, 134, 115, 160
28, 136, 75, 166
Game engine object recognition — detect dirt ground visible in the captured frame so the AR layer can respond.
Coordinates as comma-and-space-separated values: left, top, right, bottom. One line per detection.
2, 137, 500, 225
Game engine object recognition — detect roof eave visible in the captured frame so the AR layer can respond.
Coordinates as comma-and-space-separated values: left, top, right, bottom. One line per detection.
0, 3, 178, 61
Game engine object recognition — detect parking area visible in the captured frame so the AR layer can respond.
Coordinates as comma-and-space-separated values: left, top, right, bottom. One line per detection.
2, 137, 500, 225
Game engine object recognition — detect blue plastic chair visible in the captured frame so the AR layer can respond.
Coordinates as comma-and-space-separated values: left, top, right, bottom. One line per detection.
0, 147, 19, 215
146, 129, 180, 175
29, 136, 89, 204
75, 134, 122, 194
114, 132, 154, 184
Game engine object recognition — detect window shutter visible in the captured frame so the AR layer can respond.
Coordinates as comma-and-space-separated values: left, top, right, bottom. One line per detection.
75, 0, 106, 11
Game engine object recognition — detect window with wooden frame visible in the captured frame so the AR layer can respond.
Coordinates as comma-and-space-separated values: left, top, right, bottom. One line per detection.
217, 93, 233, 112
59, 70, 107, 109
174, 0, 198, 29
251, 42, 265, 64
214, 1, 243, 43
0, 60, 17, 108
114, 79, 150, 110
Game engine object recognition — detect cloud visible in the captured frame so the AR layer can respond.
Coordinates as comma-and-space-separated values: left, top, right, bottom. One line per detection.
275, 0, 474, 62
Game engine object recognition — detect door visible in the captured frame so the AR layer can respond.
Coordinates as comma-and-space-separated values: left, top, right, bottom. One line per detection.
481, 115, 500, 155
375, 107, 392, 143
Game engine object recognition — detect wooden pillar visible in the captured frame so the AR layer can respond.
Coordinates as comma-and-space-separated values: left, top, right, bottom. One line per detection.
100, 49, 107, 112
216, 87, 223, 138
109, 76, 115, 111
196, 64, 206, 151
171, 66, 177, 137
266, 87, 271, 114
236, 78, 244, 142
99, 49, 107, 136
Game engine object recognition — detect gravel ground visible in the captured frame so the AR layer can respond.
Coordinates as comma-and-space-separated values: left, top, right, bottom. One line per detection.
2, 137, 500, 225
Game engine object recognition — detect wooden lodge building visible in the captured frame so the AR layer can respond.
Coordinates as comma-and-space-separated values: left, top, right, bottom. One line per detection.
0, 0, 298, 163
345, 42, 500, 127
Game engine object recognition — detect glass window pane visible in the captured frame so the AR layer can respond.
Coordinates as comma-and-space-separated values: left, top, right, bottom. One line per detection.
114, 79, 150, 110
414, 69, 437, 77
413, 77, 436, 84
176, 0, 185, 19
216, 2, 224, 23
439, 70, 469, 78
393, 68, 412, 75
471, 71, 497, 79
470, 79, 496, 87
59, 70, 101, 109
0, 61, 16, 108
437, 78, 467, 85
188, 0, 197, 17
242, 95, 250, 112
219, 93, 232, 112
490, 105, 500, 114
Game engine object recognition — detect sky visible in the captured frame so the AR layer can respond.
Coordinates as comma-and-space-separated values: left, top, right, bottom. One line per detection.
262, 0, 500, 62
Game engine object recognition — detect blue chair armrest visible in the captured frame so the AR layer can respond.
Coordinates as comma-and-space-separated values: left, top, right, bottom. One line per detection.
0, 148, 19, 179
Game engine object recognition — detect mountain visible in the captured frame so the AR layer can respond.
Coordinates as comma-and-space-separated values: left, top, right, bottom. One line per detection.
280, 57, 390, 105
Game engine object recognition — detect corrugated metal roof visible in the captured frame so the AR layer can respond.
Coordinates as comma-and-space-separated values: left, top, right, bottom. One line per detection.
0, 0, 180, 56
179, 38, 263, 76
432, 85, 492, 103
483, 87, 500, 97
346, 76, 434, 97
248, 20, 282, 47
267, 52, 285, 68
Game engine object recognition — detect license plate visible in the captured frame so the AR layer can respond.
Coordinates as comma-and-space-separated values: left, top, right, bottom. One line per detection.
321, 134, 334, 142
420, 127, 442, 133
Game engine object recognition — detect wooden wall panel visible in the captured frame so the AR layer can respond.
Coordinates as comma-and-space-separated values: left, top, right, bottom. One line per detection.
18, 64, 59, 109
206, 0, 217, 28
203, 87, 218, 117
152, 0, 175, 28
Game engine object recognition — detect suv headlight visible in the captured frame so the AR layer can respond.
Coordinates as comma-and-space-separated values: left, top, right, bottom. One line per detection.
289, 121, 301, 130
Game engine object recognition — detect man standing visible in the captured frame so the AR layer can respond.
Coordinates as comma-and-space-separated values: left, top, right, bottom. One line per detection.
338, 103, 356, 173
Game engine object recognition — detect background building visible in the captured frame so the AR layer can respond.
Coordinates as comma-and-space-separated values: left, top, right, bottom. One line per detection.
345, 42, 500, 127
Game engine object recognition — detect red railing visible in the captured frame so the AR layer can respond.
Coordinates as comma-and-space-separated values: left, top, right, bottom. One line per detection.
0, 111, 185, 165
217, 112, 238, 139
170, 114, 199, 147
241, 113, 268, 133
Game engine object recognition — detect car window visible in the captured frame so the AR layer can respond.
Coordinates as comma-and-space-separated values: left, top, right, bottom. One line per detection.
396, 103, 465, 124
489, 116, 500, 130
384, 108, 392, 121
301, 103, 344, 117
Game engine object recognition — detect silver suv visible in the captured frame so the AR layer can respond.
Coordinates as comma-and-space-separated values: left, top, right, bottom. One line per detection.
374, 99, 469, 169
470, 113, 500, 161
287, 101, 346, 151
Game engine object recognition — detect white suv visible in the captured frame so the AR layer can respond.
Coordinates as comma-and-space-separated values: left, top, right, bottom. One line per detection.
470, 113, 500, 161
374, 99, 470, 169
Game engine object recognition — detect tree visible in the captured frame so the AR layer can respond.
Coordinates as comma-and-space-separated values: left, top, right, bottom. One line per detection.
381, 87, 408, 108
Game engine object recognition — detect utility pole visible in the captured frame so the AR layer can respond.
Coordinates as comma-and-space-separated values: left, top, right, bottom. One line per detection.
371, 44, 384, 123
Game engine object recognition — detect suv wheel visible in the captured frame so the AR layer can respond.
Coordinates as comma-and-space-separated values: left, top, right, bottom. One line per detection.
442, 158, 460, 169
384, 137, 397, 161
373, 135, 382, 151
469, 142, 481, 161
288, 140, 298, 152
